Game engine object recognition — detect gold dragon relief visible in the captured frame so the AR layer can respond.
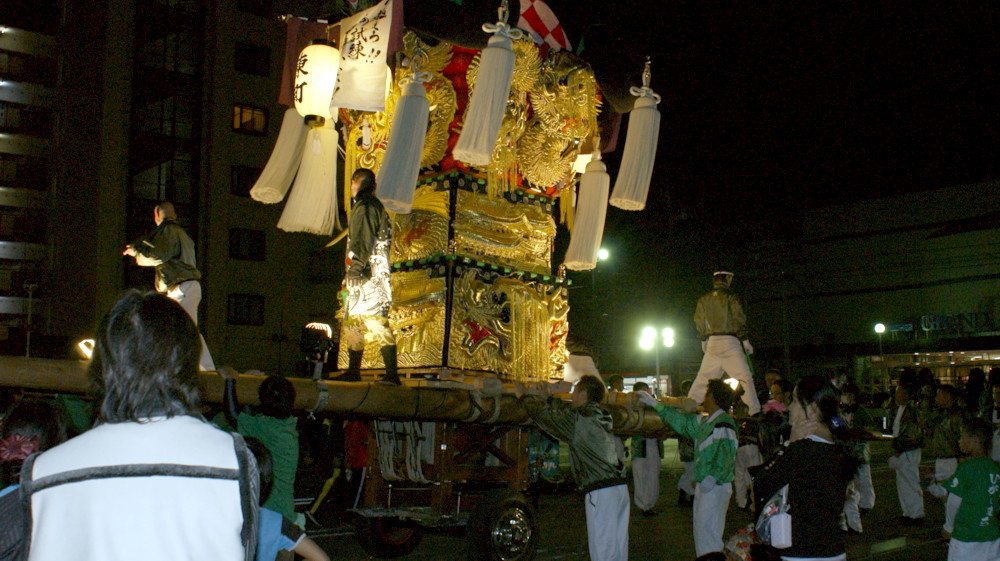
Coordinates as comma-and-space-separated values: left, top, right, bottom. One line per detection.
389, 184, 449, 262
519, 51, 601, 191
449, 269, 568, 381
452, 190, 555, 274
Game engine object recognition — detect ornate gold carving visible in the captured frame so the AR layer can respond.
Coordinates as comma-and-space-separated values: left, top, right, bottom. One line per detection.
449, 269, 568, 381
390, 185, 450, 263
518, 51, 600, 190
390, 271, 446, 368
453, 190, 555, 274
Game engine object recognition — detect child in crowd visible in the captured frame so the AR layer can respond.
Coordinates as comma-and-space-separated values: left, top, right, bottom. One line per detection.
0, 399, 67, 561
630, 381, 663, 516
516, 375, 629, 561
942, 418, 1000, 561
889, 383, 924, 526
244, 437, 329, 561
637, 379, 737, 557
923, 385, 966, 499
220, 367, 300, 524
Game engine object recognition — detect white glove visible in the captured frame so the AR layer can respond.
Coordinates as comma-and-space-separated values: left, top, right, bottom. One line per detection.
742, 339, 754, 355
635, 391, 658, 408
701, 340, 708, 353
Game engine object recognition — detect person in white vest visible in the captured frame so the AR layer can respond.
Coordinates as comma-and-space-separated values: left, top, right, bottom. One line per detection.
19, 290, 259, 561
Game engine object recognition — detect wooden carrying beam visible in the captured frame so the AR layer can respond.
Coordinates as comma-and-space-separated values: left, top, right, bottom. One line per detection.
0, 357, 673, 436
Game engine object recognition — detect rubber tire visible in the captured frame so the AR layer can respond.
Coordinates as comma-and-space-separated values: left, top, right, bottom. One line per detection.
355, 516, 423, 559
466, 490, 538, 561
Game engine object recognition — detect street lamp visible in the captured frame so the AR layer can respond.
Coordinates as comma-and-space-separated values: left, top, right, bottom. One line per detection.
640, 327, 674, 396
874, 323, 885, 356
597, 247, 609, 261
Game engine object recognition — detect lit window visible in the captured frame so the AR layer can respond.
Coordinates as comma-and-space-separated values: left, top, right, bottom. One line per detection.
232, 104, 267, 135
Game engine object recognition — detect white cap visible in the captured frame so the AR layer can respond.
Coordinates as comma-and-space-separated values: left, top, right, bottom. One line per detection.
713, 270, 734, 277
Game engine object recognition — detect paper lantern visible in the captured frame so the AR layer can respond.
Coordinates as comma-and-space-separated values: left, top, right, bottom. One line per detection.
564, 144, 610, 271
294, 40, 340, 122
609, 59, 661, 211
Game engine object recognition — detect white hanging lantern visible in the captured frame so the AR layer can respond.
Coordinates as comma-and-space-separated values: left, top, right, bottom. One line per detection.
609, 59, 661, 211
377, 55, 431, 214
250, 108, 308, 204
294, 40, 340, 124
277, 119, 340, 235
564, 141, 610, 271
453, 0, 523, 166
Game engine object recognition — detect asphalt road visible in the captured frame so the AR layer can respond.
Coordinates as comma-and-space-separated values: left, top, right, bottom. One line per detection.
309, 440, 951, 560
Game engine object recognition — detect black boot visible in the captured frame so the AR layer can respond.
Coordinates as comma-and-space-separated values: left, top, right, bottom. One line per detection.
378, 345, 401, 385
340, 349, 363, 382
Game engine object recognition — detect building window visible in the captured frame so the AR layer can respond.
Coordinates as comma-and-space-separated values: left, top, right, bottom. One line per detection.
227, 293, 265, 326
230, 165, 261, 197
232, 104, 267, 135
229, 228, 265, 261
234, 42, 271, 77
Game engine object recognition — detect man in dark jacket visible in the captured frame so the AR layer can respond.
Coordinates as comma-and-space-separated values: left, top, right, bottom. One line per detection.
342, 168, 398, 384
123, 201, 214, 370
516, 375, 628, 561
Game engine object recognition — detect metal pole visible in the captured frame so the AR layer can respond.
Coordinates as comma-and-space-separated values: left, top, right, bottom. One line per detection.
654, 344, 661, 397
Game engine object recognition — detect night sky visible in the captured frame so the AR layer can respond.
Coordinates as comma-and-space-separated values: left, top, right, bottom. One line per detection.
546, 1, 999, 371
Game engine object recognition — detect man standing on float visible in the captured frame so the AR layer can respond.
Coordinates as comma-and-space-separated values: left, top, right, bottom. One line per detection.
342, 168, 399, 385
687, 270, 760, 415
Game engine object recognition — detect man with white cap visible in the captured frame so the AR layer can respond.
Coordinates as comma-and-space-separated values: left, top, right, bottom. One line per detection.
687, 270, 760, 415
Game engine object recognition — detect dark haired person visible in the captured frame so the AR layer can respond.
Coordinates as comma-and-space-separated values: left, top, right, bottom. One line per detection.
123, 201, 214, 371
19, 291, 258, 561
0, 400, 67, 561
630, 381, 663, 516
220, 368, 300, 524
688, 271, 760, 415
923, 385, 966, 500
753, 375, 859, 561
840, 382, 877, 534
889, 383, 925, 526
638, 378, 737, 557
516, 375, 629, 561
244, 438, 329, 561
943, 418, 1000, 561
342, 168, 399, 384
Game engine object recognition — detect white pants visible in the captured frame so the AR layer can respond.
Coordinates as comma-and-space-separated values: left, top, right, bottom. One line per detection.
167, 280, 215, 371
678, 461, 696, 496
688, 336, 761, 414
585, 484, 629, 561
632, 439, 661, 511
855, 463, 875, 509
693, 480, 732, 557
927, 457, 958, 499
842, 477, 862, 532
734, 444, 762, 508
949, 538, 1000, 561
892, 449, 924, 519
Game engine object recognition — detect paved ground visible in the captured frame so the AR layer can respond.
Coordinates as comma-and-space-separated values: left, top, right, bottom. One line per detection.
309, 440, 951, 560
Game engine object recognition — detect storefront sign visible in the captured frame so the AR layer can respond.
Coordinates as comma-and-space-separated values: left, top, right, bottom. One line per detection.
920, 312, 995, 333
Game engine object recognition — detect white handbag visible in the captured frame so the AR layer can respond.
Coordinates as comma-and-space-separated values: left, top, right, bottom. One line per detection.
756, 484, 792, 549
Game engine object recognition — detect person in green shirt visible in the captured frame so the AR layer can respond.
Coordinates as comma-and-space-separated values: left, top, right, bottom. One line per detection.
220, 367, 300, 523
943, 417, 1000, 561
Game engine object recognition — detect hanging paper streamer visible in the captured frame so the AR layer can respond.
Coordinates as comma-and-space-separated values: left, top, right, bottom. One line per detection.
377, 55, 432, 214
609, 59, 661, 211
564, 144, 609, 270
453, 0, 523, 166
250, 108, 308, 204
277, 120, 340, 235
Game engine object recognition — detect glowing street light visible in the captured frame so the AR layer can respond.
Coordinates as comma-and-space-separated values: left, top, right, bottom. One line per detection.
640, 327, 675, 396
597, 247, 610, 261
873, 323, 885, 358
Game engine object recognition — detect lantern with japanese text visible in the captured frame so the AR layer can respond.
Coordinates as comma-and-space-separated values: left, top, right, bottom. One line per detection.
294, 40, 340, 124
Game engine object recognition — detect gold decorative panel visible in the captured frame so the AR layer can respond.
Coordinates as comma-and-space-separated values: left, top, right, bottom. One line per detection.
452, 190, 555, 275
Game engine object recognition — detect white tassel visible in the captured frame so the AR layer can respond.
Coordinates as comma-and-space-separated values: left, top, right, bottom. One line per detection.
377, 60, 431, 214
453, 1, 523, 166
277, 120, 340, 235
609, 59, 662, 211
250, 108, 308, 204
564, 144, 609, 271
